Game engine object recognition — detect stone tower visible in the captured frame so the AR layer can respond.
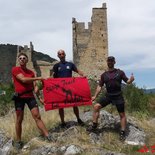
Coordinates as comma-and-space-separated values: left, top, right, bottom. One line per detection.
72, 3, 108, 79
16, 42, 36, 73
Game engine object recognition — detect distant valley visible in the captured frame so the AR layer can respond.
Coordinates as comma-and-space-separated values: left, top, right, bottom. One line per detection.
143, 88, 155, 94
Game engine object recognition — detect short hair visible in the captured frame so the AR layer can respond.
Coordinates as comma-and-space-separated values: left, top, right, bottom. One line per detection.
18, 52, 28, 59
107, 56, 115, 61
57, 49, 65, 54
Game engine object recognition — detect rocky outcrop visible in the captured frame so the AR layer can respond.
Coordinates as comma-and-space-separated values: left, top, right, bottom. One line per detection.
82, 110, 146, 145
0, 110, 147, 155
0, 130, 12, 155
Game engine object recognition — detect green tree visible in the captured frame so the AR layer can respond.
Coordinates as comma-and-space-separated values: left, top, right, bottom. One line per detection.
123, 84, 149, 113
0, 83, 14, 116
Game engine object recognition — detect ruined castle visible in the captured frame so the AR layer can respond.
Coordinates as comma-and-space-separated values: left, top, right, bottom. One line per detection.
0, 3, 108, 83
15, 3, 108, 79
72, 3, 108, 78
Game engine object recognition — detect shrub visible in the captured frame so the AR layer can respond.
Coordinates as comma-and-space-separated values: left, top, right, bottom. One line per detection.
0, 83, 14, 116
123, 84, 149, 113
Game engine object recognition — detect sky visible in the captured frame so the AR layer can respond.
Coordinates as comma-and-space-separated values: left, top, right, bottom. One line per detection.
0, 0, 155, 89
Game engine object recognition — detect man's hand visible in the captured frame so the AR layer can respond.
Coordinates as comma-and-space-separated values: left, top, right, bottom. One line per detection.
127, 73, 135, 84
39, 97, 44, 105
129, 73, 134, 82
92, 96, 96, 102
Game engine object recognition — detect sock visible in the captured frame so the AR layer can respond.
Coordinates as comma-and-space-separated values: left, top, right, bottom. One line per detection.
92, 122, 98, 128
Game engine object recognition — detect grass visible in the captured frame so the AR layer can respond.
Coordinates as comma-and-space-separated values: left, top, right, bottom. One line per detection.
0, 105, 80, 142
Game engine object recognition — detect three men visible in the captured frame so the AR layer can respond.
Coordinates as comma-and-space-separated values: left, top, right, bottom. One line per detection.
87, 56, 134, 141
12, 51, 134, 146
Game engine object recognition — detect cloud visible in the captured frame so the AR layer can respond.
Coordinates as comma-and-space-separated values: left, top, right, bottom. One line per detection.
0, 0, 155, 87
107, 0, 155, 70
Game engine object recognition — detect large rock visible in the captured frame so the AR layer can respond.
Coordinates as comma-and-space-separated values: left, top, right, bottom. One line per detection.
82, 110, 146, 146
0, 130, 12, 155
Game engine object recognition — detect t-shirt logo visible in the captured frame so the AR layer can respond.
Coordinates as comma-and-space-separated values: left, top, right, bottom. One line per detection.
58, 67, 61, 70
66, 66, 70, 69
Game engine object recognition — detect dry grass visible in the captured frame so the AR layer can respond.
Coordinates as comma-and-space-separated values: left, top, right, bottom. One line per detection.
0, 105, 76, 142
0, 104, 155, 155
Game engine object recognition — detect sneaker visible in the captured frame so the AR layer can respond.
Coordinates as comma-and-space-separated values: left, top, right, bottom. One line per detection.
45, 134, 56, 142
60, 122, 67, 128
13, 141, 23, 150
86, 125, 97, 132
77, 118, 85, 126
120, 130, 126, 141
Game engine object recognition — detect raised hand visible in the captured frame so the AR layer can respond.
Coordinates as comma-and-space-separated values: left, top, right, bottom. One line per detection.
130, 73, 135, 82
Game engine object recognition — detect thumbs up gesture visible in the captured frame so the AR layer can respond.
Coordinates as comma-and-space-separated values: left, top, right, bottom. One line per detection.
129, 73, 134, 83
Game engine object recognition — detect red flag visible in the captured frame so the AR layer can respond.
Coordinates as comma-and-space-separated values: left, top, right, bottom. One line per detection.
43, 77, 92, 111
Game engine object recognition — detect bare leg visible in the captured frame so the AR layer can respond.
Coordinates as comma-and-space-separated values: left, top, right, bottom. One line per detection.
31, 107, 48, 137
73, 106, 80, 119
15, 110, 24, 141
73, 106, 84, 125
93, 103, 102, 123
87, 103, 102, 132
59, 108, 65, 124
119, 112, 126, 131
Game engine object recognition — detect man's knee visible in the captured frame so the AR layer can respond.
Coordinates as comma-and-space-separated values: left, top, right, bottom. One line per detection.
34, 115, 41, 122
119, 112, 126, 119
16, 117, 23, 124
33, 113, 41, 122
94, 103, 102, 112
16, 111, 24, 124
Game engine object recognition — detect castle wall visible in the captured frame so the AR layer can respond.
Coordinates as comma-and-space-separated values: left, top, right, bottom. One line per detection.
0, 43, 56, 83
72, 3, 108, 79
0, 44, 17, 83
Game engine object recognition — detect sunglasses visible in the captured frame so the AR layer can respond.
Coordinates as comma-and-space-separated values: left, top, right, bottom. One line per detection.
58, 53, 65, 56
19, 56, 27, 60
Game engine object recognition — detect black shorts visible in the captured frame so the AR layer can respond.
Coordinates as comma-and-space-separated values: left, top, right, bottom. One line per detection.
14, 97, 38, 111
97, 95, 125, 113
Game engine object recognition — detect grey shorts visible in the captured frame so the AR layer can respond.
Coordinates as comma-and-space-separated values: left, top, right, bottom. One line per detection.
97, 95, 125, 113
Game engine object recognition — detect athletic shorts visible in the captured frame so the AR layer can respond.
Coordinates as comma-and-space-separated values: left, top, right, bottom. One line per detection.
97, 95, 125, 113
14, 97, 38, 111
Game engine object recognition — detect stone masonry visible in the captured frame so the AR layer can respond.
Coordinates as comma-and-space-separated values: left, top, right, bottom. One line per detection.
72, 3, 108, 79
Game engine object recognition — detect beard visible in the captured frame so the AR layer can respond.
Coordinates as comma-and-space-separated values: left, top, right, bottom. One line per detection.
108, 63, 114, 69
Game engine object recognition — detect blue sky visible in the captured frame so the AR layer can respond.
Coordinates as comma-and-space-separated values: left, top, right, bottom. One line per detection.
0, 0, 155, 89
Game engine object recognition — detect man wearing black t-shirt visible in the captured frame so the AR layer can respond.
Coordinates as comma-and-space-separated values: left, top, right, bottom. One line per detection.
87, 56, 134, 141
52, 49, 84, 127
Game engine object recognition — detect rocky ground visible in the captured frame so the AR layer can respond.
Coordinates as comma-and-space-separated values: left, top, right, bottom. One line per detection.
0, 109, 151, 155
